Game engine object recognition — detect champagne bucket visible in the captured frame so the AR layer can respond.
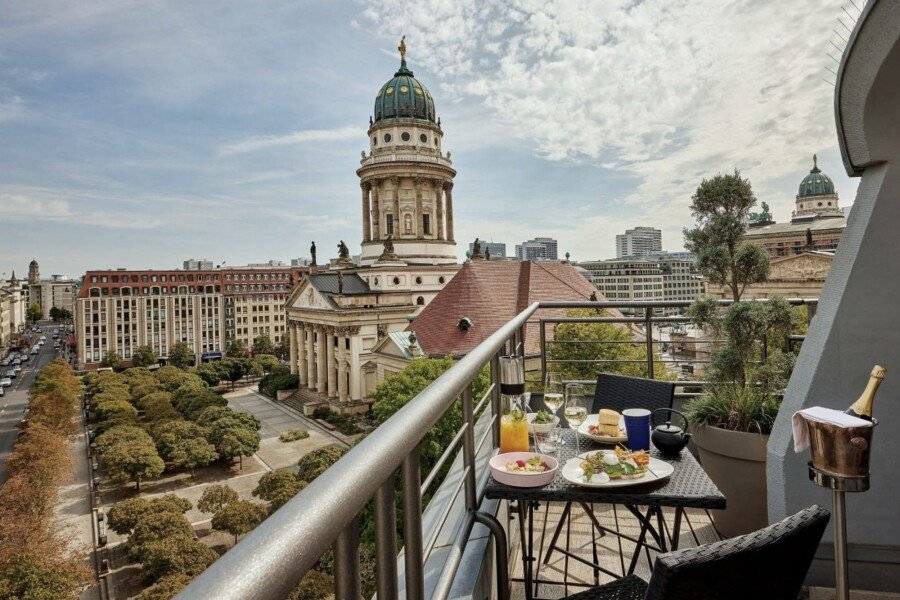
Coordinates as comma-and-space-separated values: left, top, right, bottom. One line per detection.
804, 417, 876, 478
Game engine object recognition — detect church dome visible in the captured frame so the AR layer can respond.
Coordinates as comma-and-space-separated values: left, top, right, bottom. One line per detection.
798, 154, 835, 197
373, 39, 436, 123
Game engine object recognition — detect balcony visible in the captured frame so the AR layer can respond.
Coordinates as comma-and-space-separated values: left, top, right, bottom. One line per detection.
175, 298, 838, 600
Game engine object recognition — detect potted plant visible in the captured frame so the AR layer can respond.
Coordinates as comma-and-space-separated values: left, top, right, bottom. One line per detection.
685, 296, 793, 537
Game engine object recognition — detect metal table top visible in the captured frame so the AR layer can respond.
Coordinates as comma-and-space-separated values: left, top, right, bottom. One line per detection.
485, 428, 726, 509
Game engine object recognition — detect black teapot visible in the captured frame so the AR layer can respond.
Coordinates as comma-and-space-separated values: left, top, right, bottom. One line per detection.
651, 408, 691, 457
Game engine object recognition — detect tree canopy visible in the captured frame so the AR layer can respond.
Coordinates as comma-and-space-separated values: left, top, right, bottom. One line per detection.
210, 500, 267, 544
251, 334, 276, 356
253, 469, 306, 511
132, 345, 159, 368
197, 484, 239, 514
167, 343, 195, 370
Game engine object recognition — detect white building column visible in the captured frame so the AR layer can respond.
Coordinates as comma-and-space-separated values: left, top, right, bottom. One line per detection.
349, 334, 362, 401
306, 325, 315, 390
288, 322, 298, 375
337, 337, 349, 403
445, 182, 455, 241
297, 324, 308, 386
316, 326, 327, 394
326, 329, 337, 399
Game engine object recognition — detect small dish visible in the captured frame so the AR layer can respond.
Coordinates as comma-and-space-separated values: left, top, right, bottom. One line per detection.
489, 452, 559, 487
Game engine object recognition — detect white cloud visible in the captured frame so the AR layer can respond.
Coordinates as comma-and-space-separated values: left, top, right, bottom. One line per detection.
361, 0, 855, 258
219, 126, 358, 155
0, 186, 163, 229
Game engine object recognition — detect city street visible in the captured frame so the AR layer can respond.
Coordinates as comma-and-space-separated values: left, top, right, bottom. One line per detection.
0, 323, 62, 483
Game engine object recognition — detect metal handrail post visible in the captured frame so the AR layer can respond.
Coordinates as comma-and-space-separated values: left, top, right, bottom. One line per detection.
461, 384, 477, 510
374, 476, 398, 600
402, 450, 425, 600
539, 320, 547, 384
644, 306, 654, 379
334, 517, 361, 600
490, 352, 501, 448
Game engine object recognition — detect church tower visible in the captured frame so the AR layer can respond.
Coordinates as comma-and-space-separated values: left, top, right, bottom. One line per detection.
357, 38, 457, 266
792, 154, 842, 221
28, 259, 39, 285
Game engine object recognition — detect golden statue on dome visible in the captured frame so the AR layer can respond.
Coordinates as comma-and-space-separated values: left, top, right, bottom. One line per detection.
398, 36, 407, 61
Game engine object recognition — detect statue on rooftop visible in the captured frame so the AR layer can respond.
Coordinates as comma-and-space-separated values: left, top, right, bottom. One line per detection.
471, 237, 483, 259
338, 240, 350, 259
398, 36, 407, 62
310, 241, 317, 266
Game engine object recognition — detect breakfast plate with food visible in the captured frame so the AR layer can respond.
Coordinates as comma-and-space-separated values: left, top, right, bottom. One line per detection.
579, 408, 628, 443
489, 452, 559, 487
561, 446, 674, 488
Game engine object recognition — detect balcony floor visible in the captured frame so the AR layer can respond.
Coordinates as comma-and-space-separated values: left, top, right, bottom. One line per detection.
505, 502, 719, 599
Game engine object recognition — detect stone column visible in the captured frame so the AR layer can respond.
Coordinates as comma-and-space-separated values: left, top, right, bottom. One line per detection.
445, 182, 455, 241
361, 184, 371, 242
288, 322, 298, 375
316, 327, 327, 394
326, 329, 337, 399
393, 178, 401, 237
414, 179, 423, 238
435, 180, 445, 240
372, 182, 381, 241
306, 325, 316, 390
337, 336, 348, 403
349, 335, 362, 401
297, 325, 307, 386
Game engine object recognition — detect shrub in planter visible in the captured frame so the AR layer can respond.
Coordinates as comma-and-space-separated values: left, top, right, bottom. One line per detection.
685, 296, 794, 537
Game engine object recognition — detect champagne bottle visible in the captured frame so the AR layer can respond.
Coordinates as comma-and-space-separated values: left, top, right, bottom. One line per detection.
846, 365, 886, 421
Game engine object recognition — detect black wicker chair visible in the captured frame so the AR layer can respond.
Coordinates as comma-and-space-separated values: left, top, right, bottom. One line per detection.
560, 504, 830, 600
544, 373, 676, 572
591, 372, 675, 415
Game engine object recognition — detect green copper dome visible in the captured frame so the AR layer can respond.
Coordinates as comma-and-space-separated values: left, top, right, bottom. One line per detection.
798, 154, 835, 197
374, 48, 436, 123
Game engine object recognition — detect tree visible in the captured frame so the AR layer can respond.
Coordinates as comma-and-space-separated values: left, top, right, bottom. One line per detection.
132, 345, 159, 368
127, 512, 196, 561
195, 363, 223, 387
289, 570, 335, 600
49, 306, 61, 321
253, 469, 306, 511
273, 340, 289, 361
210, 500, 267, 544
153, 365, 197, 391
133, 573, 192, 600
252, 354, 279, 374
0, 557, 85, 600
683, 170, 770, 301
251, 334, 275, 356
225, 339, 248, 358
546, 308, 671, 381
219, 358, 246, 391
372, 357, 489, 477
107, 495, 192, 535
26, 303, 42, 324
100, 350, 123, 371
296, 446, 348, 483
103, 439, 165, 491
152, 420, 217, 475
137, 537, 217, 583
197, 484, 239, 514
167, 342, 195, 369
57, 307, 72, 321
172, 385, 226, 420
94, 425, 154, 456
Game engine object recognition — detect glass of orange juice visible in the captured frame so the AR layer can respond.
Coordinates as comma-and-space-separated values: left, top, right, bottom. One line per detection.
500, 410, 530, 453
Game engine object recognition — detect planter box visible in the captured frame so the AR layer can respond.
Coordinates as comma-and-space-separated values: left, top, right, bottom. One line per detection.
692, 424, 769, 538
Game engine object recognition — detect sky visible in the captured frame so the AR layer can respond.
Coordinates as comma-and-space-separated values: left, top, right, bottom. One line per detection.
0, 0, 860, 278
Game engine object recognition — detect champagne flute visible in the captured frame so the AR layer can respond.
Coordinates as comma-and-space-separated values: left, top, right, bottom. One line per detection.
564, 384, 589, 455
543, 372, 565, 414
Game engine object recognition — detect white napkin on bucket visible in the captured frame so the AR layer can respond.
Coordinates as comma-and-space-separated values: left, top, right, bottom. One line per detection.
792, 406, 872, 453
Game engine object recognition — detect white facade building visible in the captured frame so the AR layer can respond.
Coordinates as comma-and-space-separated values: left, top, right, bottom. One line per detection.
615, 227, 662, 258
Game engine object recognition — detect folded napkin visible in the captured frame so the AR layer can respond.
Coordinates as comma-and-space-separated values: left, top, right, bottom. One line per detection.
792, 406, 872, 453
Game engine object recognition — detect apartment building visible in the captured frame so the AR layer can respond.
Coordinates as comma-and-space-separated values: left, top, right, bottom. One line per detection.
615, 227, 662, 258
75, 266, 306, 369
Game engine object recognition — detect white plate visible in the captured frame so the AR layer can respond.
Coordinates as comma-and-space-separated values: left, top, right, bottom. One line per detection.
578, 413, 628, 444
561, 453, 674, 488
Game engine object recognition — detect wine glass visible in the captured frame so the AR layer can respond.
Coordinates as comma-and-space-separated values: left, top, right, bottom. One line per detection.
564, 383, 589, 455
542, 372, 565, 415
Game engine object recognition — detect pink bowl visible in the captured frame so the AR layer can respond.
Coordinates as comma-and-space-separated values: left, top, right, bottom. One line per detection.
489, 452, 559, 488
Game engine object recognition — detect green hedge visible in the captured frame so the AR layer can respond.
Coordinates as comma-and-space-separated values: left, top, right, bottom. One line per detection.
259, 367, 298, 399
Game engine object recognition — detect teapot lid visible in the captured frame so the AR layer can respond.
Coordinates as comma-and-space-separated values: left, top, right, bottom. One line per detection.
656, 421, 683, 434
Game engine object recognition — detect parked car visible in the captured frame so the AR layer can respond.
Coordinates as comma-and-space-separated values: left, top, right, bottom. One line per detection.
5, 370, 16, 379
0, 377, 10, 387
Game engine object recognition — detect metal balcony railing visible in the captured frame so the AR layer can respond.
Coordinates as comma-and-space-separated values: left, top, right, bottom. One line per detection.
177, 297, 817, 600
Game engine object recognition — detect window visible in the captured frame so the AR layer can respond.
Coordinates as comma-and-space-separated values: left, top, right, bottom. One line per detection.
393, 277, 400, 285
386, 214, 394, 236
372, 137, 377, 146
420, 133, 427, 143
401, 132, 411, 142
438, 276, 446, 284
422, 213, 431, 235
383, 133, 392, 143
417, 296, 425, 305
415, 276, 422, 285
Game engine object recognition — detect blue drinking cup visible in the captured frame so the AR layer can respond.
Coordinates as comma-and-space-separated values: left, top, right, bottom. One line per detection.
622, 408, 652, 451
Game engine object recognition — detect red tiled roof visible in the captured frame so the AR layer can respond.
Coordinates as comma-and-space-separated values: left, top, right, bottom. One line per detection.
409, 260, 604, 357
